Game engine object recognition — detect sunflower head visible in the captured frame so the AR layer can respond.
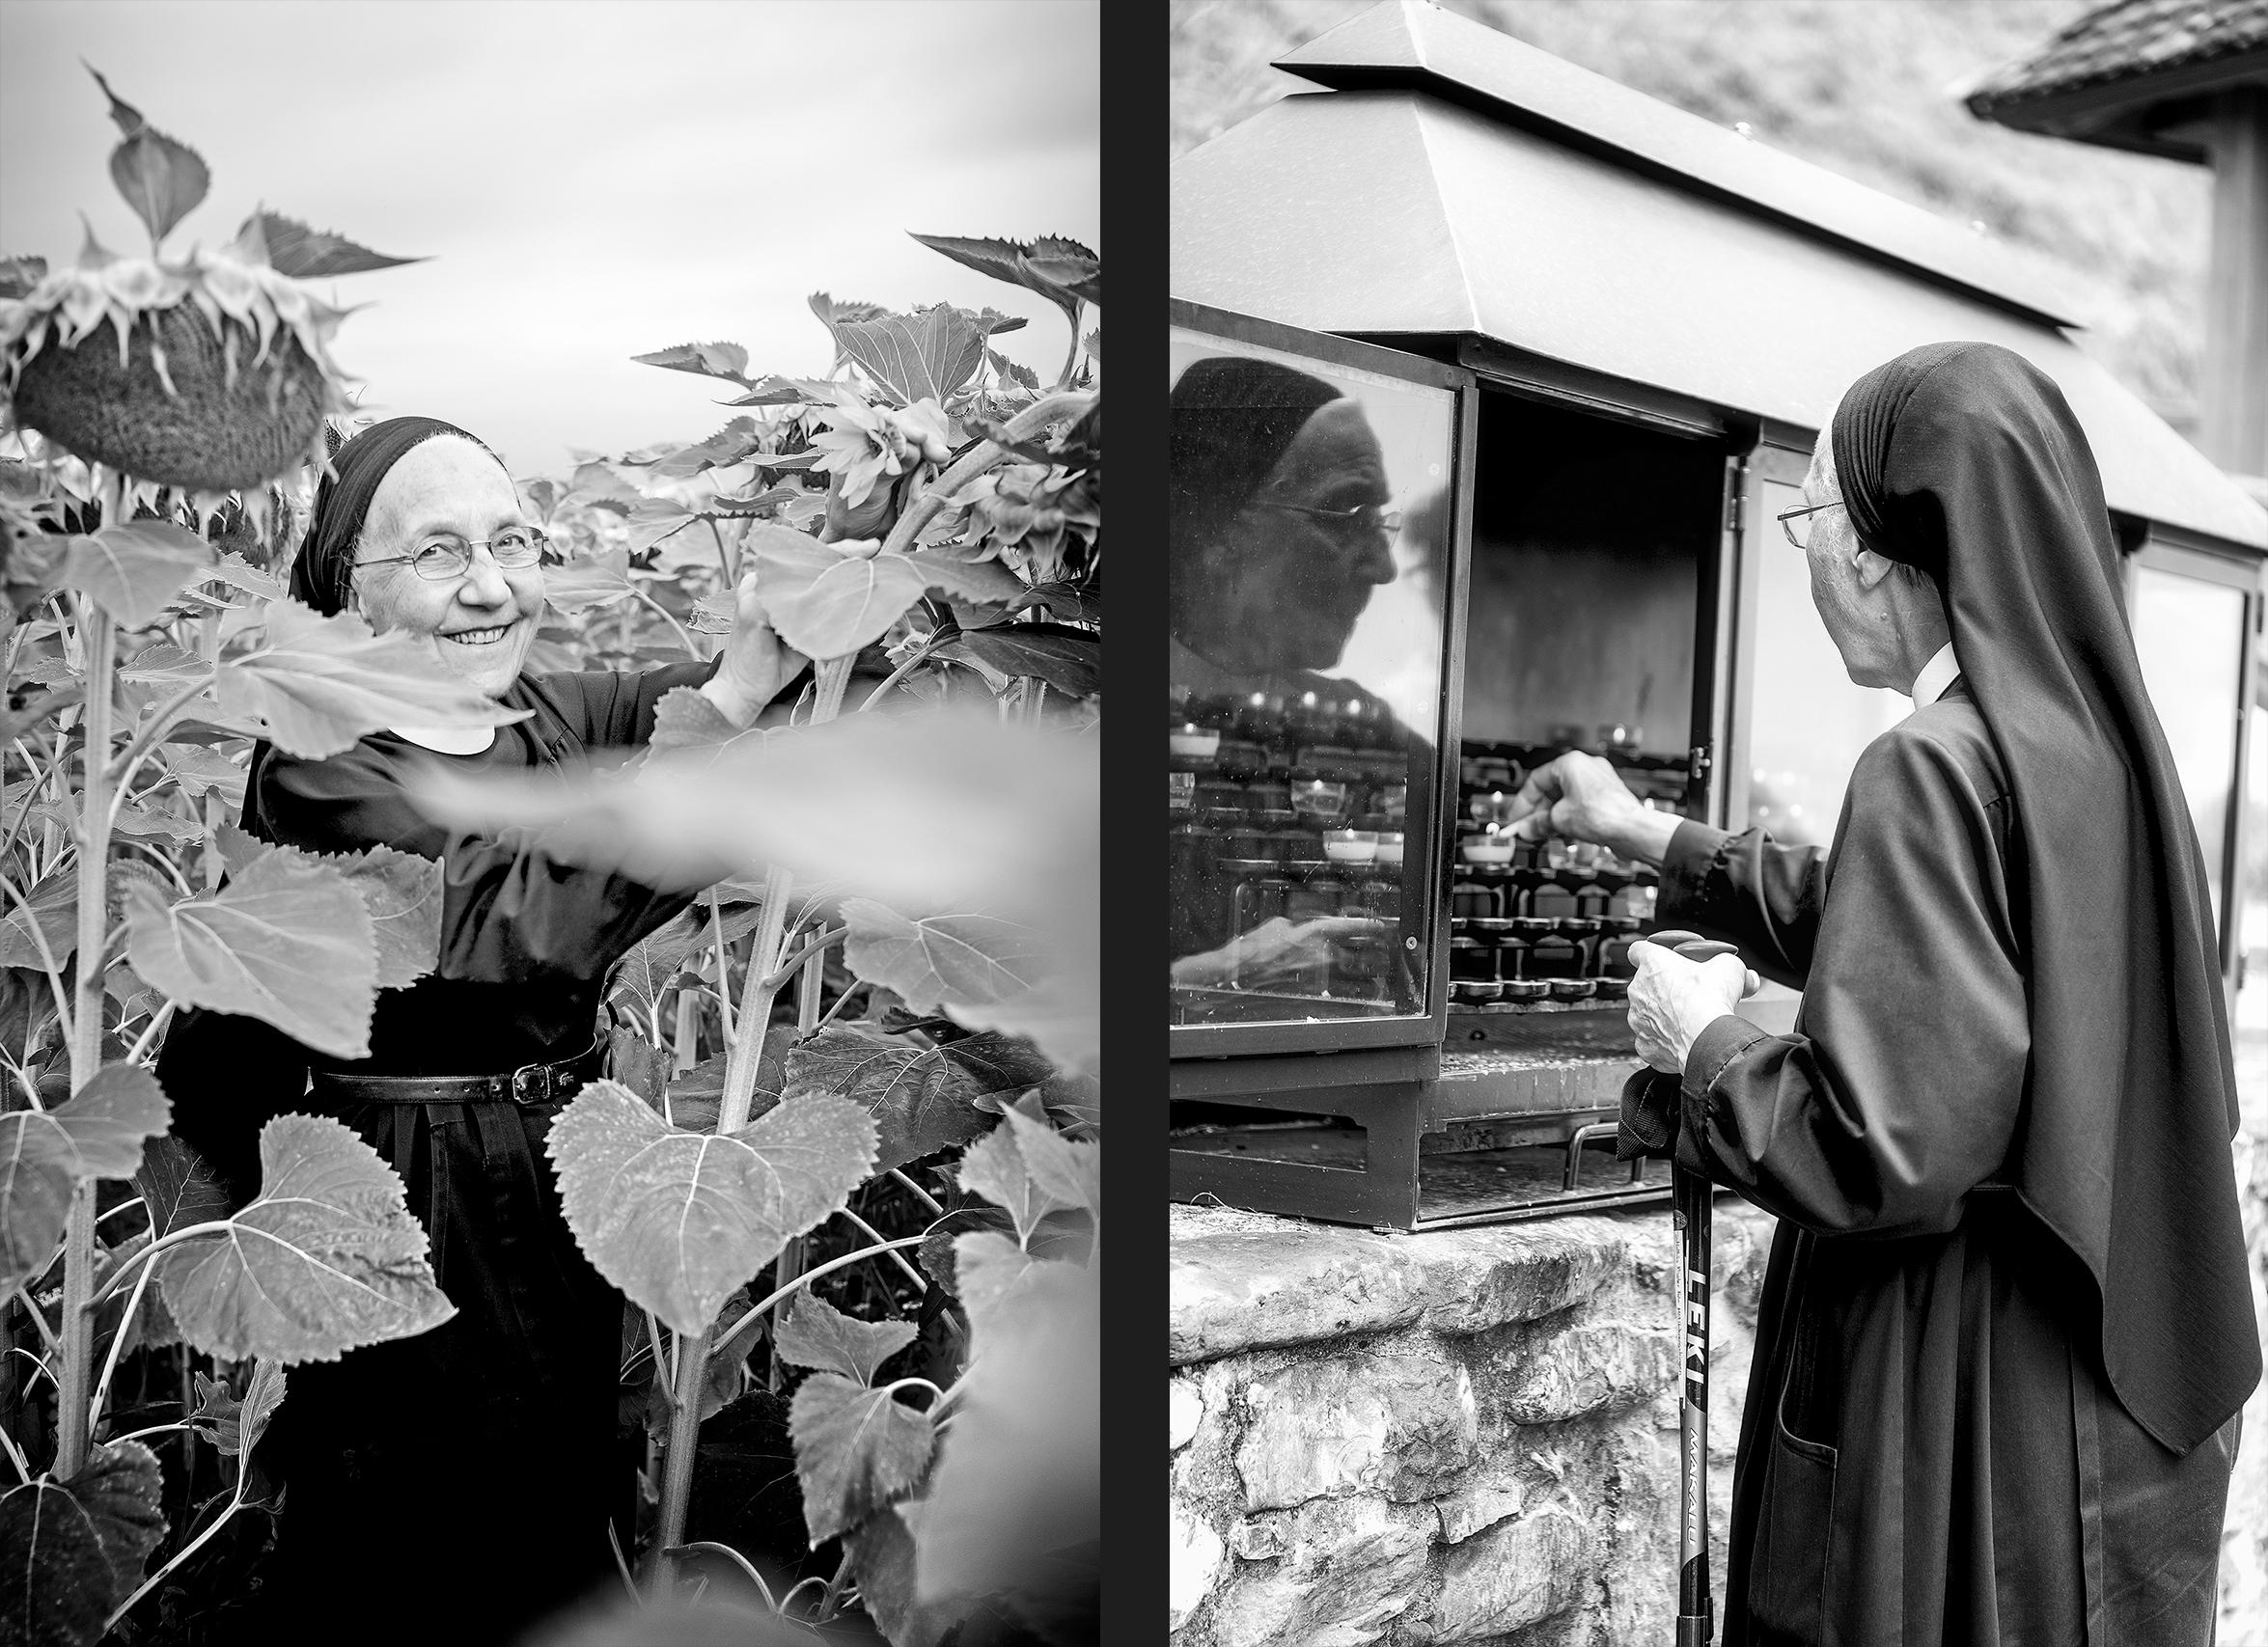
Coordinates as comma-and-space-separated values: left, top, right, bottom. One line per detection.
0, 68, 418, 506
1, 228, 356, 496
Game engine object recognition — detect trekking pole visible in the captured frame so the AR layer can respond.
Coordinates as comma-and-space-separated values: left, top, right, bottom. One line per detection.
1642, 930, 1742, 1647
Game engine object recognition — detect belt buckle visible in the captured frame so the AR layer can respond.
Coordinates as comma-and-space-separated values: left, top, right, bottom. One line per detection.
510, 1063, 549, 1106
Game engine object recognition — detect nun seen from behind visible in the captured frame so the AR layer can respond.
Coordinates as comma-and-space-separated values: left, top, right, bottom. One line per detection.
1510, 342, 2254, 1644
155, 417, 814, 1645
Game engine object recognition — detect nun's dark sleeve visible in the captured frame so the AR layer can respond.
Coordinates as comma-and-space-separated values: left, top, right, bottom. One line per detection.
536, 658, 718, 748
1669, 718, 2030, 1238
1656, 818, 1827, 991
261, 666, 721, 986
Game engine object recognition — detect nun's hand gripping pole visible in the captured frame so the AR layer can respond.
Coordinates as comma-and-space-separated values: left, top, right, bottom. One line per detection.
1639, 929, 1740, 1647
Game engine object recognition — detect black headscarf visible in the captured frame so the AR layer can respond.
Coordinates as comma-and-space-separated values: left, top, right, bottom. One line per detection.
290, 416, 501, 615
1831, 341, 2253, 1455
1169, 356, 1341, 558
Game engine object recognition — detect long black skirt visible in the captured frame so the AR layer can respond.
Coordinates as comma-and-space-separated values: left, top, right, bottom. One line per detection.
247, 1094, 631, 1647
1728, 1194, 2239, 1644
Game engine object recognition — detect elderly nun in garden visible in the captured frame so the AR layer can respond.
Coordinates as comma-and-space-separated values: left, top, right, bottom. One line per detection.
155, 416, 811, 1645
1510, 343, 2254, 1644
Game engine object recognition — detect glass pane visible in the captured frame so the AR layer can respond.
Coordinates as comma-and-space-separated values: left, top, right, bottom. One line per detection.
2131, 564, 2246, 937
1741, 478, 1908, 846
1168, 327, 1453, 1029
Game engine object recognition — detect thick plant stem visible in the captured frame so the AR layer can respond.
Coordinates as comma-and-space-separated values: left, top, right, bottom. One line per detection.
649, 1319, 714, 1595
717, 865, 792, 1138
651, 651, 861, 1578
54, 600, 116, 1480
807, 654, 855, 724
715, 658, 854, 1134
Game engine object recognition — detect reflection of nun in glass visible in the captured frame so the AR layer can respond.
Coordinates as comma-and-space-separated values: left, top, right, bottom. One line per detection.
1169, 357, 1399, 680
1168, 359, 1411, 995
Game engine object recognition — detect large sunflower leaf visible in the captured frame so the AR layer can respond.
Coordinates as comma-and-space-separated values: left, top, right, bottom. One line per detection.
839, 901, 1043, 1017
210, 828, 443, 991
906, 554, 1022, 610
0, 1064, 170, 1291
933, 621, 1099, 699
651, 417, 762, 480
1001, 1106, 1099, 1222
209, 599, 529, 760
153, 1114, 455, 1362
1021, 235, 1102, 308
819, 304, 988, 409
61, 521, 210, 628
774, 1289, 916, 1386
844, 1506, 966, 1647
542, 548, 642, 616
908, 233, 1098, 349
132, 1133, 233, 1237
952, 1125, 1076, 1251
243, 211, 425, 279
782, 1023, 999, 1174
789, 1371, 934, 1546
123, 846, 376, 1059
187, 1358, 286, 1456
318, 841, 443, 990
546, 1082, 875, 1335
751, 533, 927, 660
630, 341, 754, 387
0, 1439, 167, 1647
0, 865, 78, 970
88, 65, 207, 247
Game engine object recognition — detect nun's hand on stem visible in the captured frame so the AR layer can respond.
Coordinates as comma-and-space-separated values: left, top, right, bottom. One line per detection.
1627, 941, 1759, 1073
701, 573, 810, 727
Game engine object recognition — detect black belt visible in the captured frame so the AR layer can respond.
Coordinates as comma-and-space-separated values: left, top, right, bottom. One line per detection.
308, 1040, 606, 1109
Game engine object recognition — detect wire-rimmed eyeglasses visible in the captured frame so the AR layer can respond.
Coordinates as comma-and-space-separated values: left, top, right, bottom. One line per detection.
1776, 500, 1845, 549
357, 527, 552, 582
1258, 501, 1404, 536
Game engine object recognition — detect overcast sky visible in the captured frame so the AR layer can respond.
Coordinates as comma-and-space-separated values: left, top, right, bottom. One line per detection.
0, 0, 1099, 479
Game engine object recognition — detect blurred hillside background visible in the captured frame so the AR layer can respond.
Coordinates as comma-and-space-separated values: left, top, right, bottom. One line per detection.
1171, 0, 2208, 437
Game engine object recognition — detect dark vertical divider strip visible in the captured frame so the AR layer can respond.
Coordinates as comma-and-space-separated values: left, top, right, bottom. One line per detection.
1103, 6, 1166, 1642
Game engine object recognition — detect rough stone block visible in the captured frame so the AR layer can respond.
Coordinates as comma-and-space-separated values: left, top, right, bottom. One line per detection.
1206, 1497, 1432, 1647
1235, 1344, 1480, 1510
1410, 1218, 1627, 1336
1172, 1375, 1206, 1451
1171, 1497, 1227, 1633
1227, 1513, 1286, 1560
1496, 1315, 1681, 1424
1402, 1503, 1589, 1643
1172, 1214, 1424, 1364
1170, 1205, 1627, 1365
1435, 1476, 1525, 1543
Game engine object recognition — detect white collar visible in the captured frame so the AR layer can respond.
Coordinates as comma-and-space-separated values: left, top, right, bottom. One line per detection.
1910, 643, 1961, 709
388, 724, 497, 755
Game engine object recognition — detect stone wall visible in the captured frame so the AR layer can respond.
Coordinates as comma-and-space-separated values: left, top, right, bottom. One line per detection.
1172, 1136, 2268, 1644
1169, 1199, 1776, 1646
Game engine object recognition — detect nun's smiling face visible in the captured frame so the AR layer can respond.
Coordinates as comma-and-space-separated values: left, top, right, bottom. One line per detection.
350, 437, 543, 699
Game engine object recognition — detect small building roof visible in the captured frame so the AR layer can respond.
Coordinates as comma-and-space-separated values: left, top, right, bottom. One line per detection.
1964, 0, 2268, 162
1173, 0, 2268, 551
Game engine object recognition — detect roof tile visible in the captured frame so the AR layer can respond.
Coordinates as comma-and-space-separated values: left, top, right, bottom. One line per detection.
1968, 0, 2268, 110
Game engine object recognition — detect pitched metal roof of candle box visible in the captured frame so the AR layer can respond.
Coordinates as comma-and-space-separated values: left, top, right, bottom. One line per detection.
1963, 0, 2268, 161
1172, 0, 2268, 552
